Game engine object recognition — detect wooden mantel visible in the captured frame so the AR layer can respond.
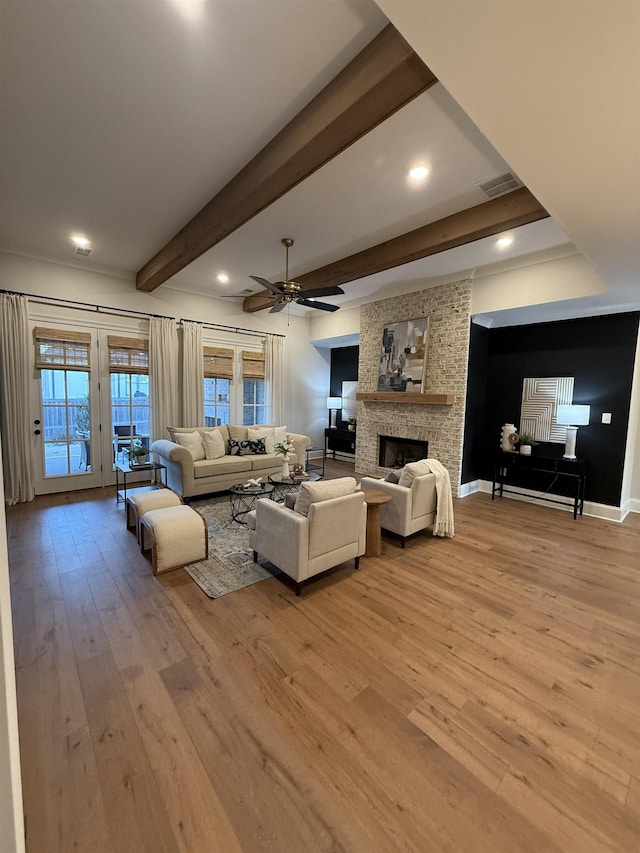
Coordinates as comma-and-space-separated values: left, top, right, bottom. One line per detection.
356, 392, 455, 405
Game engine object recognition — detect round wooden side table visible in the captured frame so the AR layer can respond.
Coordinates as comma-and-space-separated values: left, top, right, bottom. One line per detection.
362, 489, 392, 557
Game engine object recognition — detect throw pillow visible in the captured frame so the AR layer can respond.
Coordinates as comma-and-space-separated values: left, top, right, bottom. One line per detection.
201, 429, 226, 460
227, 424, 248, 442
228, 438, 266, 456
294, 477, 356, 517
273, 425, 288, 448
248, 426, 276, 454
398, 460, 431, 488
175, 430, 205, 461
384, 470, 401, 484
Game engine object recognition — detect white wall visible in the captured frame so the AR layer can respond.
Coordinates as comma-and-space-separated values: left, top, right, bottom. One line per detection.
471, 254, 608, 317
0, 435, 25, 853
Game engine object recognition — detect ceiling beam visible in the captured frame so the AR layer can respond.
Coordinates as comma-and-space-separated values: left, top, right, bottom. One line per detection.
241, 292, 280, 314
293, 187, 550, 292
136, 24, 438, 292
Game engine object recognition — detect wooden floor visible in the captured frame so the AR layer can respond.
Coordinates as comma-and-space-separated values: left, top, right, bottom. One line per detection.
6, 461, 640, 852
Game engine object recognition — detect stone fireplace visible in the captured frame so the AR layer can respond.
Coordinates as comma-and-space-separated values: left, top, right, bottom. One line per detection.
356, 280, 472, 496
379, 435, 428, 468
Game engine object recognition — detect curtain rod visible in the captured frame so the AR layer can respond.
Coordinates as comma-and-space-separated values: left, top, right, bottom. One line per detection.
0, 288, 284, 338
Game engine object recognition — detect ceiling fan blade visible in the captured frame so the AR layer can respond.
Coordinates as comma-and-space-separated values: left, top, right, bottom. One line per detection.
299, 299, 340, 312
250, 275, 283, 296
269, 301, 287, 313
300, 285, 344, 298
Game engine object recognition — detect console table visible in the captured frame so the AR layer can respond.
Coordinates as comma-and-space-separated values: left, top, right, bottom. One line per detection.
492, 452, 586, 519
324, 428, 356, 460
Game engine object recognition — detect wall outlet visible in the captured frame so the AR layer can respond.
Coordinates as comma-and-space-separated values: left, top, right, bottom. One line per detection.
602, 412, 612, 424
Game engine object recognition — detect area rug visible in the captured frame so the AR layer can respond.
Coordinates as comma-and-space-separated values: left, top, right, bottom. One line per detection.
183, 495, 280, 598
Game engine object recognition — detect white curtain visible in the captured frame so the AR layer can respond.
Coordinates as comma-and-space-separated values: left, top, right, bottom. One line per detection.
149, 317, 180, 442
265, 334, 284, 425
181, 321, 203, 427
0, 294, 35, 505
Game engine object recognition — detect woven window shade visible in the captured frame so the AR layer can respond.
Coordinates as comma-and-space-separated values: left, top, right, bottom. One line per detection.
107, 335, 149, 374
203, 346, 233, 379
34, 326, 91, 370
242, 350, 265, 380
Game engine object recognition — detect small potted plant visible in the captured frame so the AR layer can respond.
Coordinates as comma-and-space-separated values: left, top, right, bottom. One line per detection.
347, 417, 356, 432
517, 433, 539, 456
127, 438, 150, 466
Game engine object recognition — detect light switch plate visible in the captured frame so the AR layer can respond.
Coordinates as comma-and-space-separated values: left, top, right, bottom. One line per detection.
602, 412, 612, 424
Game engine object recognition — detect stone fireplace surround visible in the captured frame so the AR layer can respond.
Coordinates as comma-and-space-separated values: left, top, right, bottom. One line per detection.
356, 280, 472, 497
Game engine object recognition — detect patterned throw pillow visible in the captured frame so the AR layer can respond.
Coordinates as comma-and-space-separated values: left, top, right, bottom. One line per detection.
228, 438, 266, 456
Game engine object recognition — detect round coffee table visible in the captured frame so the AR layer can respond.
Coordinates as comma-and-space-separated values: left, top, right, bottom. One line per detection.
362, 489, 392, 557
229, 482, 275, 524
268, 471, 321, 502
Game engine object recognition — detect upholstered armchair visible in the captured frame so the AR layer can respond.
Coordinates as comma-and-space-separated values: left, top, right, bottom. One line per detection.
247, 477, 366, 595
359, 466, 437, 547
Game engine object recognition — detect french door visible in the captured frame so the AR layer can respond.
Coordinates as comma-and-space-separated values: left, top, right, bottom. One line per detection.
32, 366, 103, 493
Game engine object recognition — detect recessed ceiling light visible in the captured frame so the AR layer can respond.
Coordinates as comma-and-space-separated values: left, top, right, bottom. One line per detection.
407, 164, 430, 183
71, 234, 90, 248
496, 235, 514, 249
216, 272, 229, 284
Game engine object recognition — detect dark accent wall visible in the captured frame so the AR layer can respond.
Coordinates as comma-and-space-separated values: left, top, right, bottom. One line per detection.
330, 345, 359, 428
462, 312, 639, 507
463, 321, 490, 483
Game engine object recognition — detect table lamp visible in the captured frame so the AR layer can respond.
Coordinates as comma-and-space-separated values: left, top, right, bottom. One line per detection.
326, 396, 342, 429
556, 404, 590, 460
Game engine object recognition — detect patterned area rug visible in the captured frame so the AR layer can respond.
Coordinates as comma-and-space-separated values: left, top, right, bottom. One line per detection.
184, 494, 280, 598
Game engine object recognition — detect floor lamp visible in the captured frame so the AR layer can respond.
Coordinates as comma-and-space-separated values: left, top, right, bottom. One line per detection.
556, 404, 590, 460
327, 397, 342, 429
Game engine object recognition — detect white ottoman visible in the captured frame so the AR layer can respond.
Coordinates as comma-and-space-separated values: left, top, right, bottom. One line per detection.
126, 489, 183, 541
140, 505, 208, 575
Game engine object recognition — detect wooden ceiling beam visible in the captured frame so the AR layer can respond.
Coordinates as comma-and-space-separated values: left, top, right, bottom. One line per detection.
242, 293, 280, 314
292, 188, 550, 293
136, 24, 438, 292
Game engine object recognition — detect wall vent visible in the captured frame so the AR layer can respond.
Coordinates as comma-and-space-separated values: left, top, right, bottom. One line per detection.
477, 172, 522, 199
74, 246, 93, 257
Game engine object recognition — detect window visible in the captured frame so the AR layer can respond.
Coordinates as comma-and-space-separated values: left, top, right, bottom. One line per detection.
108, 336, 150, 464
203, 346, 232, 426
242, 350, 266, 425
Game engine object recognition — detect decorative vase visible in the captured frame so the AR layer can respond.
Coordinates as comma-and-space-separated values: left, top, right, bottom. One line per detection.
500, 423, 518, 453
520, 444, 532, 456
281, 457, 290, 478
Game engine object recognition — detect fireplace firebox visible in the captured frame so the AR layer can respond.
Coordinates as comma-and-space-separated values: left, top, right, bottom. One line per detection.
379, 435, 429, 469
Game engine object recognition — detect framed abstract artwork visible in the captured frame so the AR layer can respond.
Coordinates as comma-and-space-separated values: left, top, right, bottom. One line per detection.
378, 317, 430, 393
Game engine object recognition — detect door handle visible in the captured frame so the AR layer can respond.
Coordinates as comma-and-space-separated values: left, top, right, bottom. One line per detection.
34, 429, 41, 435
34, 419, 41, 425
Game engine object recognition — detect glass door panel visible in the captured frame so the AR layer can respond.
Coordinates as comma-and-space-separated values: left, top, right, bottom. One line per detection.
35, 368, 102, 491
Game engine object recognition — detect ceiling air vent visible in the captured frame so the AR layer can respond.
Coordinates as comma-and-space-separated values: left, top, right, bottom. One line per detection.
74, 246, 93, 258
477, 172, 522, 199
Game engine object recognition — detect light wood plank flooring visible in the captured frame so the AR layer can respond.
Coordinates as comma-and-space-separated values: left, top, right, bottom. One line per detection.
6, 462, 640, 852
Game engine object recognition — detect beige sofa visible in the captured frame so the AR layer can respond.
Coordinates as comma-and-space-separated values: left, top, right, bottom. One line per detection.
150, 424, 311, 499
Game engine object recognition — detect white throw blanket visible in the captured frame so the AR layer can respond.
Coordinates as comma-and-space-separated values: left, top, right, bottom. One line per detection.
423, 458, 455, 538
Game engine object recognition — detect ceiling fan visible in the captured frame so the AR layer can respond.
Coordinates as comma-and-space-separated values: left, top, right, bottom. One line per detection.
249, 238, 344, 313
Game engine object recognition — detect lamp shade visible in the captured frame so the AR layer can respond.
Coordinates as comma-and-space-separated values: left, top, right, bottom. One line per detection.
326, 396, 342, 409
556, 404, 590, 426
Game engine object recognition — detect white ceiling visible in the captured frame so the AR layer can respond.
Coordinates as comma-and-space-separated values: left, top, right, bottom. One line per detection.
1, 0, 638, 328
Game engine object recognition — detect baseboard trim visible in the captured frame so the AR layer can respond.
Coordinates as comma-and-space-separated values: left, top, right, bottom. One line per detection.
462, 479, 629, 523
